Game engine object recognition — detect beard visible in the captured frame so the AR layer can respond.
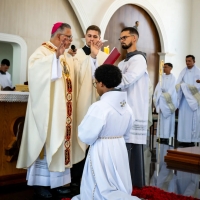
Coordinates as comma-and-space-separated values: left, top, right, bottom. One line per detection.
121, 42, 132, 49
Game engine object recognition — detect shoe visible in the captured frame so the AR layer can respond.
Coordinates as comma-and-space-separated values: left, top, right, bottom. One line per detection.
34, 186, 52, 199
71, 182, 80, 187
160, 138, 169, 144
187, 142, 195, 147
55, 186, 71, 194
70, 182, 80, 195
178, 142, 195, 147
157, 138, 169, 144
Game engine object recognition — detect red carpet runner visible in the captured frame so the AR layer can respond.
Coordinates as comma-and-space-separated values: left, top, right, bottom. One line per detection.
132, 186, 199, 200
62, 186, 199, 200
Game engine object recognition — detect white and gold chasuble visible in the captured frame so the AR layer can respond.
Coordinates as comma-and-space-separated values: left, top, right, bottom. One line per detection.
41, 42, 74, 167
17, 41, 77, 171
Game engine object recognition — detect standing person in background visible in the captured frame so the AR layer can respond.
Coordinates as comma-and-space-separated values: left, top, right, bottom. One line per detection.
133, 21, 139, 30
176, 55, 200, 147
153, 63, 177, 144
117, 27, 149, 188
0, 59, 13, 89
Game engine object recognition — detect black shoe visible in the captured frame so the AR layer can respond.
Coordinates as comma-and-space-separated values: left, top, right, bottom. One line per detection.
71, 182, 80, 187
157, 138, 169, 144
55, 186, 71, 194
178, 142, 195, 147
70, 182, 80, 195
34, 186, 52, 199
160, 138, 169, 144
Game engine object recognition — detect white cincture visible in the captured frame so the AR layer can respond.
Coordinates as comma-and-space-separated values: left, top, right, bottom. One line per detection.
98, 136, 123, 139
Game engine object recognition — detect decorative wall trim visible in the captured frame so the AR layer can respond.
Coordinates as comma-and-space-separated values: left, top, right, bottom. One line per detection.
68, 0, 91, 33
0, 33, 27, 84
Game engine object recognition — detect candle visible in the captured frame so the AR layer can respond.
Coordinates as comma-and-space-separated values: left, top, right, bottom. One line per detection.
159, 60, 164, 85
159, 60, 164, 75
104, 46, 110, 54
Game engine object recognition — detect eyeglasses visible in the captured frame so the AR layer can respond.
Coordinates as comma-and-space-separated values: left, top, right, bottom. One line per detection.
60, 34, 73, 40
93, 81, 98, 88
118, 35, 135, 41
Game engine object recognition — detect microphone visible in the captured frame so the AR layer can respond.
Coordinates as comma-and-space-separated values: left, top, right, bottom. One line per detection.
71, 45, 76, 52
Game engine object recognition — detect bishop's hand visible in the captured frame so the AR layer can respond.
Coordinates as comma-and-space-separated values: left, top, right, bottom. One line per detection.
56, 38, 67, 59
90, 40, 103, 59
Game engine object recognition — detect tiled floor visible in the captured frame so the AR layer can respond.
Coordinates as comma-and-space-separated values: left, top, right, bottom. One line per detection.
0, 136, 200, 200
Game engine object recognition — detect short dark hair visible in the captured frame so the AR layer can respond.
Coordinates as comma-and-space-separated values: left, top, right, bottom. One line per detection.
135, 21, 139, 24
121, 27, 139, 37
86, 25, 101, 36
164, 63, 173, 68
186, 55, 195, 61
51, 23, 71, 37
95, 64, 122, 88
1, 59, 10, 66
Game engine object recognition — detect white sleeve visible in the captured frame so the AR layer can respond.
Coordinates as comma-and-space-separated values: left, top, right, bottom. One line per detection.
7, 73, 13, 87
51, 53, 62, 81
181, 83, 198, 111
90, 56, 98, 78
117, 55, 147, 90
124, 108, 134, 143
78, 103, 105, 145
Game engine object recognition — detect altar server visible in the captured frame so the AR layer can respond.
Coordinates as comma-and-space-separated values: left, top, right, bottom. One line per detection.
117, 27, 149, 188
153, 63, 177, 143
70, 25, 108, 188
72, 64, 140, 200
176, 55, 200, 145
0, 59, 12, 89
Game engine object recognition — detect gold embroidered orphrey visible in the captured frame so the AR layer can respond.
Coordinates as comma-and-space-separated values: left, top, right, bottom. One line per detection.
61, 57, 73, 166
42, 42, 72, 166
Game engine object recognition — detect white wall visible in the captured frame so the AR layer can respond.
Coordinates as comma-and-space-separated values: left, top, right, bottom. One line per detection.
190, 0, 200, 67
147, 0, 192, 78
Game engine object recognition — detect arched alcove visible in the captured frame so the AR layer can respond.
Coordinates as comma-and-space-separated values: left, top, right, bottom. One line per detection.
104, 4, 161, 88
100, 0, 168, 53
0, 33, 27, 85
